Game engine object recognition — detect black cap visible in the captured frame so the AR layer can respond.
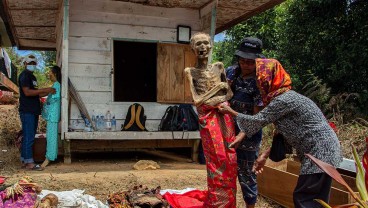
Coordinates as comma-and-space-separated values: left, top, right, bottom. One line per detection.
235, 37, 265, 59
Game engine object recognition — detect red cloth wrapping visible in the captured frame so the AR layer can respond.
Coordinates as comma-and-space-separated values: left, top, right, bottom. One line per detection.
196, 102, 237, 208
163, 190, 207, 208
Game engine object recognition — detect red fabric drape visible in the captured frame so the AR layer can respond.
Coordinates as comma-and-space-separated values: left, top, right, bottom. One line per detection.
196, 102, 237, 208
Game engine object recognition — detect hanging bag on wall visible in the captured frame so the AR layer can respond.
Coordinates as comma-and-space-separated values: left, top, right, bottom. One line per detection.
122, 103, 147, 131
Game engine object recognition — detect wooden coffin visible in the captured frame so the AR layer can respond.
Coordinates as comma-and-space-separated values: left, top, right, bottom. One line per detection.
258, 159, 358, 208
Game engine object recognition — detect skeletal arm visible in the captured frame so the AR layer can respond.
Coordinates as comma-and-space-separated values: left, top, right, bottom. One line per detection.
203, 63, 233, 105
185, 68, 226, 106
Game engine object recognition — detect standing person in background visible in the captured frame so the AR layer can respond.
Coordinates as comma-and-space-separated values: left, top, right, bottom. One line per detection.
18, 54, 55, 171
225, 37, 264, 208
41, 66, 62, 168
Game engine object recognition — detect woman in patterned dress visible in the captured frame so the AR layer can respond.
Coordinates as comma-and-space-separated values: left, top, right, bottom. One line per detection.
219, 59, 342, 208
41, 66, 61, 168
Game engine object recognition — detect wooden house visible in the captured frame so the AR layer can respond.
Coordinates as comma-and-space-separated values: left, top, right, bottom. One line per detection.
0, 0, 285, 163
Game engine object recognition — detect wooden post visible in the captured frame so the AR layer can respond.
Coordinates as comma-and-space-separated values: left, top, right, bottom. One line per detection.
208, 0, 217, 63
61, 0, 70, 163
191, 139, 200, 162
63, 139, 71, 164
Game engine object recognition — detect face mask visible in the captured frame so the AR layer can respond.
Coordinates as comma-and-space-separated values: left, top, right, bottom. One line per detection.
26, 65, 36, 71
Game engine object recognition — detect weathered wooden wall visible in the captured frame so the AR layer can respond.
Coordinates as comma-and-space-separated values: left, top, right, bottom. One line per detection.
67, 0, 203, 131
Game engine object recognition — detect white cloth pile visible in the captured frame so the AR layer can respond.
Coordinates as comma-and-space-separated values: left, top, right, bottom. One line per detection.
38, 189, 108, 208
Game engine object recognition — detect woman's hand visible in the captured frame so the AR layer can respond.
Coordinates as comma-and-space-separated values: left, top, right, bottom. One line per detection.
218, 104, 237, 116
229, 132, 246, 149
252, 148, 271, 174
252, 156, 267, 174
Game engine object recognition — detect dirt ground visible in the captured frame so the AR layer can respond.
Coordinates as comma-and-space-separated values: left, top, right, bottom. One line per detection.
0, 147, 282, 208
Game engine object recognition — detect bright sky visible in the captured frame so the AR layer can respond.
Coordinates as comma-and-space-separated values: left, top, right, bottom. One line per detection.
14, 47, 46, 71
214, 32, 225, 42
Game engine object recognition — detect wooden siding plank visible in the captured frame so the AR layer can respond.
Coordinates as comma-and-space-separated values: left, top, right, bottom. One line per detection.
18, 39, 56, 49
68, 63, 111, 78
78, 91, 112, 104
65, 131, 200, 140
69, 77, 111, 92
184, 47, 196, 103
69, 50, 111, 65
69, 22, 177, 42
69, 36, 111, 51
70, 10, 202, 31
69, 140, 196, 150
70, 0, 199, 20
157, 44, 171, 102
7, 0, 60, 9
16, 27, 56, 40
10, 10, 57, 26
169, 45, 185, 102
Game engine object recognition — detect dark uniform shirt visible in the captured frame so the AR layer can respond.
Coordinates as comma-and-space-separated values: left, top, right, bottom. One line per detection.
18, 69, 41, 115
226, 65, 263, 150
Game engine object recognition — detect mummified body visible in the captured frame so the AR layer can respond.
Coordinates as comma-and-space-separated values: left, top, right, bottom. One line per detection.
185, 33, 237, 208
184, 33, 233, 106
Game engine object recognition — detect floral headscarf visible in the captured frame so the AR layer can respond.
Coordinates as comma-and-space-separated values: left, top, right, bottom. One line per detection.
256, 58, 292, 105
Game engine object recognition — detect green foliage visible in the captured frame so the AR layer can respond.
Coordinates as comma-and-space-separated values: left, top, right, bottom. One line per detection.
4, 48, 56, 88
213, 0, 368, 119
40, 51, 56, 68
212, 8, 279, 68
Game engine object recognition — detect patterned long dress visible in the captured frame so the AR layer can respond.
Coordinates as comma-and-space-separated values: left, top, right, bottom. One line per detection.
42, 81, 61, 161
196, 102, 237, 208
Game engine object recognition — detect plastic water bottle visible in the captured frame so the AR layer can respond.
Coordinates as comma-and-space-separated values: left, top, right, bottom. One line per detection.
92, 114, 96, 130
101, 115, 105, 131
111, 115, 116, 131
96, 115, 100, 131
105, 111, 112, 131
84, 120, 91, 132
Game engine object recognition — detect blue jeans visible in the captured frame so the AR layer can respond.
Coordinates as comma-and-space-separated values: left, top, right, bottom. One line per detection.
20, 112, 39, 164
237, 148, 259, 205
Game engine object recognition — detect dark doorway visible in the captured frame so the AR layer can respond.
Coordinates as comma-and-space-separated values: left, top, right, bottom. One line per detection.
113, 41, 157, 102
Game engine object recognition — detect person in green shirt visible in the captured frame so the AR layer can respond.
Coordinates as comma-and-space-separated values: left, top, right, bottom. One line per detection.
41, 66, 61, 168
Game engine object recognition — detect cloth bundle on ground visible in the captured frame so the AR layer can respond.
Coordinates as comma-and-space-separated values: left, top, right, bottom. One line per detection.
39, 189, 107, 208
0, 176, 42, 208
108, 185, 169, 208
162, 189, 207, 208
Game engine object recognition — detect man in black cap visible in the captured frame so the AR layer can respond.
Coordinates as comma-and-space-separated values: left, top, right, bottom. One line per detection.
225, 37, 265, 208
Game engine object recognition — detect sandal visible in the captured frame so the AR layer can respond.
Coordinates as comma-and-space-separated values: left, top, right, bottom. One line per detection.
25, 164, 44, 171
